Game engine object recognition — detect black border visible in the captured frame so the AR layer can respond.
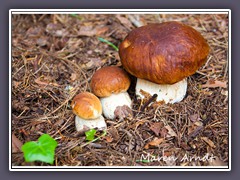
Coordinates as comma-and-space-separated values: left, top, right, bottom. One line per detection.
9, 9, 231, 171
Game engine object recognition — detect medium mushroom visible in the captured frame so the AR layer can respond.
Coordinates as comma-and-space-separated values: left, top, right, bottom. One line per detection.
90, 66, 132, 120
119, 21, 210, 103
71, 92, 106, 132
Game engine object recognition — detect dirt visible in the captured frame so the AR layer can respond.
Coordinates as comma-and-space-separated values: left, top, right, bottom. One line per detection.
11, 13, 229, 167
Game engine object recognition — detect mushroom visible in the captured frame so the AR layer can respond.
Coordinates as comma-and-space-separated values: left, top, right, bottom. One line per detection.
119, 21, 210, 104
71, 92, 106, 132
90, 66, 132, 120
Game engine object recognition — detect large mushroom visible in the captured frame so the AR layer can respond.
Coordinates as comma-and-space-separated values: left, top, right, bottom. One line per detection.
90, 66, 132, 120
119, 21, 210, 104
71, 92, 106, 132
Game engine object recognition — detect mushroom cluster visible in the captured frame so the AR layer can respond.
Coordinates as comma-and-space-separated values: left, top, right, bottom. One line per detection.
71, 21, 210, 132
71, 66, 132, 132
119, 21, 210, 103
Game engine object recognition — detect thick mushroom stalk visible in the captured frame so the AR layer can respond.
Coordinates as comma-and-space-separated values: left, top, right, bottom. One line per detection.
71, 92, 107, 132
100, 92, 132, 120
136, 78, 187, 104
75, 115, 106, 132
90, 66, 132, 120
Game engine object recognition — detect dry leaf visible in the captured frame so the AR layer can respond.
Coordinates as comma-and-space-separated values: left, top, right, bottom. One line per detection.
81, 58, 105, 70
35, 78, 49, 86
116, 15, 133, 30
13, 81, 22, 88
144, 137, 164, 149
55, 29, 68, 37
78, 26, 94, 36
12, 134, 23, 153
53, 119, 65, 128
133, 119, 148, 129
46, 23, 68, 37
165, 125, 177, 137
201, 137, 216, 148
35, 77, 59, 87
37, 37, 49, 47
78, 25, 108, 37
159, 127, 168, 138
46, 23, 61, 33
127, 15, 146, 27
202, 90, 213, 95
104, 136, 113, 143
26, 27, 44, 38
70, 73, 77, 81
194, 121, 203, 127
95, 26, 109, 35
108, 126, 119, 141
180, 142, 192, 151
189, 114, 199, 122
202, 79, 227, 88
221, 90, 228, 96
149, 122, 164, 136
114, 105, 133, 121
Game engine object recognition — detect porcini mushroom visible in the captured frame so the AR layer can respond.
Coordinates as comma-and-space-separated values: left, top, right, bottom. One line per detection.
119, 21, 210, 103
71, 92, 106, 132
90, 66, 132, 120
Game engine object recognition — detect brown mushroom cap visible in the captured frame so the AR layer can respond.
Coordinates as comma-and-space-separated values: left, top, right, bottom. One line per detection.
90, 66, 131, 97
119, 21, 210, 84
71, 92, 102, 120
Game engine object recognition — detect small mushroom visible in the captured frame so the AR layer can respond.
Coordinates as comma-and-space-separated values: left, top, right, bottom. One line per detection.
71, 92, 107, 132
119, 21, 210, 103
90, 66, 132, 120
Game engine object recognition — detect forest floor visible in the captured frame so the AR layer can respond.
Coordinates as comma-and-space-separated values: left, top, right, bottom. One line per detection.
11, 13, 229, 167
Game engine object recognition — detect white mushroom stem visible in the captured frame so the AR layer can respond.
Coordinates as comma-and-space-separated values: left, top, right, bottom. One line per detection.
75, 115, 107, 132
100, 92, 132, 120
136, 78, 187, 104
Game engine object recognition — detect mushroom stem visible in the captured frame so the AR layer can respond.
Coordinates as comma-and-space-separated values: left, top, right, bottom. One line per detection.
100, 92, 132, 120
75, 115, 106, 132
135, 78, 187, 104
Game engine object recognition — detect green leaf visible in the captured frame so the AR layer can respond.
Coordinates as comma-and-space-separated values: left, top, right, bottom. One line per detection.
85, 129, 97, 141
70, 14, 78, 18
21, 134, 58, 164
135, 159, 150, 163
69, 14, 83, 20
98, 37, 119, 51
